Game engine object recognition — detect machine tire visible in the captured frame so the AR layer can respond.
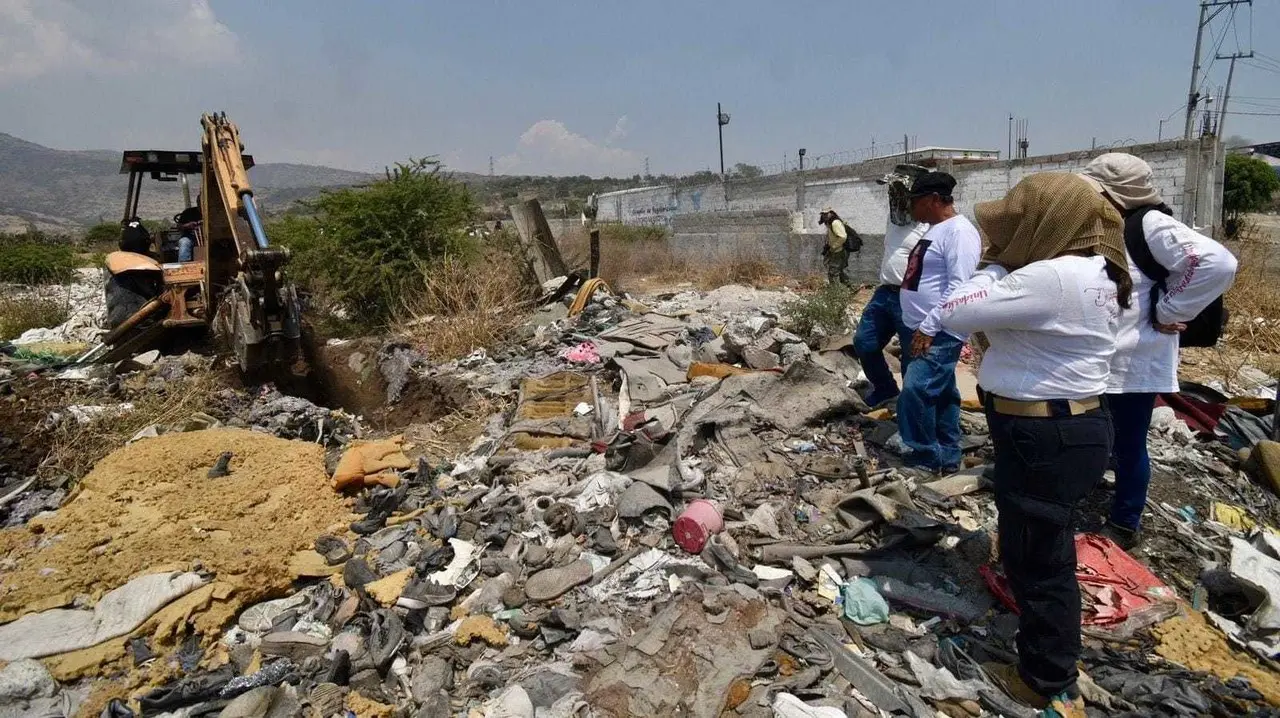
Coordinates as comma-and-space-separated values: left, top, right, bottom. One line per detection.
105, 273, 158, 330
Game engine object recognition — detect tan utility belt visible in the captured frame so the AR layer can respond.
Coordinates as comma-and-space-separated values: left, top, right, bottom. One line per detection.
990, 396, 1102, 418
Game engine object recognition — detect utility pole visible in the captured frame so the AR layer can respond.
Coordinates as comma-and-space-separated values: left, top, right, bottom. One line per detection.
1159, 119, 1165, 142
489, 156, 494, 176
1184, 0, 1252, 140
1216, 51, 1251, 140
717, 103, 731, 180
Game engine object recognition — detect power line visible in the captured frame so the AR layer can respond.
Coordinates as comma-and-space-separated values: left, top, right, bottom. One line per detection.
1220, 110, 1280, 116
1244, 60, 1280, 76
1200, 6, 1236, 79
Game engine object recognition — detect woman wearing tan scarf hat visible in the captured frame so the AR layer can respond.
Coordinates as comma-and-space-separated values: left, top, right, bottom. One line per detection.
937, 173, 1132, 718
1080, 153, 1238, 550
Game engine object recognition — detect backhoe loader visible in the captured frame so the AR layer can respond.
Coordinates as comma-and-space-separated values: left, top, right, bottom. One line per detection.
78, 113, 301, 372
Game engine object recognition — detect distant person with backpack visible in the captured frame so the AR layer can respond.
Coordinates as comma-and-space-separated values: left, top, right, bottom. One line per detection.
819, 208, 861, 285
1081, 153, 1238, 548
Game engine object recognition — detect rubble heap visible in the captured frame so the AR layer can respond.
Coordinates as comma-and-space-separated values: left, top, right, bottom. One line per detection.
1, 282, 1280, 717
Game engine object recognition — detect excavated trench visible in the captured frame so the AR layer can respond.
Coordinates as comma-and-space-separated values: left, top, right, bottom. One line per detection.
265, 328, 475, 431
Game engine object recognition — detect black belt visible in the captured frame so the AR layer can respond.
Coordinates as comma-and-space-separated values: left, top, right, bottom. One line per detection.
880, 283, 901, 291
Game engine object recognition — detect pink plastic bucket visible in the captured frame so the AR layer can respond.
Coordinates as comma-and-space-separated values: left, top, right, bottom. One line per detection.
673, 499, 724, 554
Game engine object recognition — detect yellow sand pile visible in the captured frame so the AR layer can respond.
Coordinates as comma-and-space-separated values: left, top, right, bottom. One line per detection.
0, 428, 354, 680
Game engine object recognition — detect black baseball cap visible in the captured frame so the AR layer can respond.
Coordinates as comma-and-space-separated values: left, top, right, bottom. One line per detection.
906, 171, 957, 198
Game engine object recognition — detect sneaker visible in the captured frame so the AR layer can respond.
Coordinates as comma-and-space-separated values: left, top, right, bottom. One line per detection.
1099, 522, 1141, 551
1039, 693, 1085, 717
864, 390, 900, 410
982, 662, 1049, 709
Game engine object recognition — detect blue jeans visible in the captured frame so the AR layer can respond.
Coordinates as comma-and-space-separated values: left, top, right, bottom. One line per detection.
897, 331, 963, 471
178, 234, 195, 262
1107, 392, 1157, 531
853, 285, 912, 405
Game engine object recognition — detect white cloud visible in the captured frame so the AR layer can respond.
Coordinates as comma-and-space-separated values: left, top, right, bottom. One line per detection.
496, 119, 643, 177
0, 0, 240, 84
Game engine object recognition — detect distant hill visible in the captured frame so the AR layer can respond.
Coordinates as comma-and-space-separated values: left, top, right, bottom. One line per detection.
0, 131, 674, 234
0, 132, 377, 231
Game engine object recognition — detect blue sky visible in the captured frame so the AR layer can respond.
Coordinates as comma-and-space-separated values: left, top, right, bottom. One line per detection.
2, 0, 1278, 176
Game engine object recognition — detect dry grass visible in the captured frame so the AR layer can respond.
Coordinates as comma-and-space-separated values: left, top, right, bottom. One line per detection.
695, 253, 779, 290
559, 228, 689, 290
1223, 239, 1280, 355
396, 253, 537, 361
40, 366, 224, 482
558, 227, 787, 291
1181, 234, 1280, 386
0, 294, 69, 341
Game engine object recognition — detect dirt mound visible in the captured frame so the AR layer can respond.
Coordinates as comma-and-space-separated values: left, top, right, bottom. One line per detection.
0, 428, 353, 622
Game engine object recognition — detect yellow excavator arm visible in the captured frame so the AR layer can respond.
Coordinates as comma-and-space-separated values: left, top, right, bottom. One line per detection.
199, 112, 301, 372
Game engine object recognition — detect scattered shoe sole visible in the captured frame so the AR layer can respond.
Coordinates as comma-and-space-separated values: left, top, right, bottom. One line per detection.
259, 631, 330, 661
524, 560, 594, 602
239, 594, 310, 634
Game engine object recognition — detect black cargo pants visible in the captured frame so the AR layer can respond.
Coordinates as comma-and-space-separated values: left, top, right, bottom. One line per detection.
986, 397, 1112, 700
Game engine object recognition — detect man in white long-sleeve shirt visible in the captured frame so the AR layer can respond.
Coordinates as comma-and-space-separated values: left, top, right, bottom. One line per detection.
1081, 153, 1239, 548
852, 165, 930, 407
896, 171, 982, 472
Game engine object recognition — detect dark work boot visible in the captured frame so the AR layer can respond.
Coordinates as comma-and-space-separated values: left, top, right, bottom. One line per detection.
351, 484, 406, 536
1100, 522, 1142, 551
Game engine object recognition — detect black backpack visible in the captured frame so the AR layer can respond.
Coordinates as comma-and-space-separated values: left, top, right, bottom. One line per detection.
843, 224, 863, 253
1122, 204, 1227, 348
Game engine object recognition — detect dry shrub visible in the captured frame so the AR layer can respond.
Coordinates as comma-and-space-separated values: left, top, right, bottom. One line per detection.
397, 252, 537, 360
0, 294, 69, 340
41, 366, 223, 481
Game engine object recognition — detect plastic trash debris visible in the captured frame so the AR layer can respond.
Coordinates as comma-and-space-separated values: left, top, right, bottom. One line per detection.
841, 578, 890, 625
771, 692, 847, 718
672, 499, 723, 553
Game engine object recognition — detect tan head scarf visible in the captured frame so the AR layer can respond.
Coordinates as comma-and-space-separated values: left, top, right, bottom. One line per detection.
1080, 152, 1163, 210
975, 173, 1126, 274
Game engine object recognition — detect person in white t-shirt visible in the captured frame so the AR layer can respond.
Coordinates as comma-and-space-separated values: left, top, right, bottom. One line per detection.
896, 171, 981, 472
939, 172, 1132, 717
1080, 153, 1239, 548
851, 165, 930, 407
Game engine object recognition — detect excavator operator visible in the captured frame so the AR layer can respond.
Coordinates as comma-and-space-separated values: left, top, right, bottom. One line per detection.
175, 204, 201, 262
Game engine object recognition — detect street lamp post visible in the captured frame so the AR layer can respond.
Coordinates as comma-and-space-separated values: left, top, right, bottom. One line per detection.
717, 103, 731, 179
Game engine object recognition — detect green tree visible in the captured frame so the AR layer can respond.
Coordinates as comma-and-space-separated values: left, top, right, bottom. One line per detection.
732, 163, 764, 179
1223, 154, 1280, 235
270, 158, 477, 325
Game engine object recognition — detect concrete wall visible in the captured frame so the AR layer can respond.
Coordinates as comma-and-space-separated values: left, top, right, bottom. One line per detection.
598, 139, 1226, 274
669, 209, 884, 282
